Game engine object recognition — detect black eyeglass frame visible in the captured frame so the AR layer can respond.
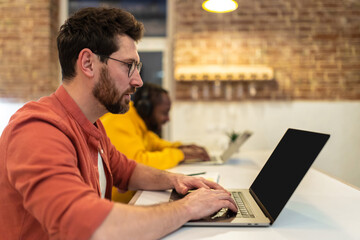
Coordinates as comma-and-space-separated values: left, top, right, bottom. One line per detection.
96, 54, 142, 78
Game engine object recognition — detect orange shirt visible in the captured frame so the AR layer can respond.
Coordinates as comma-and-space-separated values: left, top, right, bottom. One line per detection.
0, 85, 137, 240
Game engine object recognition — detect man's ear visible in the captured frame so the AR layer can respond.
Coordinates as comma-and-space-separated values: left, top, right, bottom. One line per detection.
77, 48, 96, 78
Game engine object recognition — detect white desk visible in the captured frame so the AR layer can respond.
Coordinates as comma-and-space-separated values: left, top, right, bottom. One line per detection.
130, 151, 360, 240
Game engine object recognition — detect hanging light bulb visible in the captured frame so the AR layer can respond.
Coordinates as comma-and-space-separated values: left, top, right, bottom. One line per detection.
202, 0, 238, 13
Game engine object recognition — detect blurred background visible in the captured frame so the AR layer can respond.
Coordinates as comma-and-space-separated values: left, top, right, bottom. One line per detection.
1, 0, 359, 188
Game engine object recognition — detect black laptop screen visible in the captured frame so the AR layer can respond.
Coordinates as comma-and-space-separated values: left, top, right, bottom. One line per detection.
250, 128, 330, 223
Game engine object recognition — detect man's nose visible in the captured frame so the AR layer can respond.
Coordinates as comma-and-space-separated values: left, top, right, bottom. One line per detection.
130, 70, 143, 88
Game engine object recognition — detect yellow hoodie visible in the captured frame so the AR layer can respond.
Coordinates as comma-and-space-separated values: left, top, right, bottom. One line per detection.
101, 102, 184, 169
100, 102, 184, 202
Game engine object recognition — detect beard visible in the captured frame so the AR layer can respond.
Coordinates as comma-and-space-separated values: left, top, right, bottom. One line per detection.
92, 66, 134, 114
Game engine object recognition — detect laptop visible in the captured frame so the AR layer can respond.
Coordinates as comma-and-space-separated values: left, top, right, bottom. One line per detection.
183, 130, 253, 165
171, 128, 330, 226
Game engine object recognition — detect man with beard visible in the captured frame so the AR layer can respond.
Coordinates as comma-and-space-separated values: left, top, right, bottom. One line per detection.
0, 7, 237, 240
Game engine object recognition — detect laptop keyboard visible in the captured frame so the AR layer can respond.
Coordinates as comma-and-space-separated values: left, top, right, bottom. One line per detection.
231, 191, 255, 218
210, 191, 255, 220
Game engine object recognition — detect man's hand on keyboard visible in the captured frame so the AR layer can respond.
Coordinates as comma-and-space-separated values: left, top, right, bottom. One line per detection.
179, 188, 238, 221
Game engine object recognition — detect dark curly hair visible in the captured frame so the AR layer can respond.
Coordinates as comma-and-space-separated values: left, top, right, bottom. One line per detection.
133, 82, 169, 135
57, 7, 144, 81
133, 82, 168, 116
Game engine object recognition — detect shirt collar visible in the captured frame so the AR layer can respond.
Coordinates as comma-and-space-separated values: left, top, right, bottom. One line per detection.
54, 85, 103, 139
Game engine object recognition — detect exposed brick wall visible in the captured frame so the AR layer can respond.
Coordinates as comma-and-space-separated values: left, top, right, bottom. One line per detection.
173, 0, 360, 100
0, 0, 59, 101
1, 1, 359, 101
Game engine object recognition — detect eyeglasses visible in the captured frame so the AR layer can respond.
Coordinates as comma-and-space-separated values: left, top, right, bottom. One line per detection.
97, 54, 142, 78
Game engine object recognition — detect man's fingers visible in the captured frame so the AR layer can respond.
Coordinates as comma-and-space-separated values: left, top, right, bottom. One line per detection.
196, 178, 211, 189
185, 176, 227, 192
219, 193, 238, 212
176, 184, 190, 195
202, 178, 227, 191
209, 190, 238, 213
220, 200, 238, 213
190, 189, 238, 214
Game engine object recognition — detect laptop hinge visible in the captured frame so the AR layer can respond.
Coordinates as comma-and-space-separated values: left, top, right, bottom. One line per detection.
249, 188, 275, 224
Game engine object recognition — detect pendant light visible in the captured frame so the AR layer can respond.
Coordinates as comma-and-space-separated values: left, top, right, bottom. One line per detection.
202, 0, 238, 13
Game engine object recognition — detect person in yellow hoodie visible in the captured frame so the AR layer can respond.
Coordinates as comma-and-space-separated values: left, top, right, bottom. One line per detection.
101, 82, 210, 202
